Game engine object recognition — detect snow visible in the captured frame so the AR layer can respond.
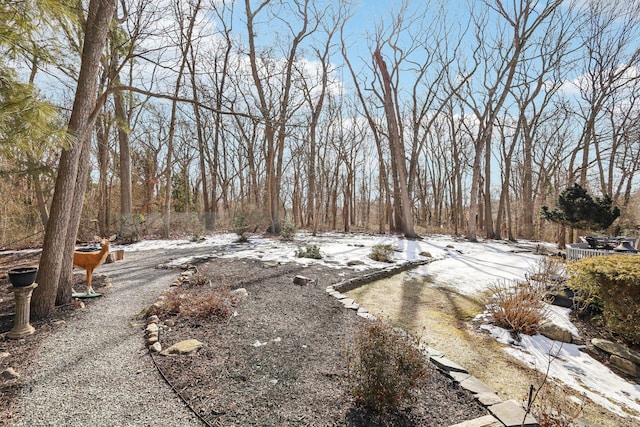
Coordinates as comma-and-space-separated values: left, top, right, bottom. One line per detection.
34, 232, 640, 420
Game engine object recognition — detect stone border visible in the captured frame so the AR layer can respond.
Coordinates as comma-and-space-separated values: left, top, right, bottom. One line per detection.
326, 259, 540, 427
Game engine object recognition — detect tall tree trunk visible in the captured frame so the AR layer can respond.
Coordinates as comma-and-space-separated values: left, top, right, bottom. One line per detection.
27, 156, 49, 227
96, 114, 110, 236
373, 47, 417, 239
163, 0, 201, 238
33, 0, 117, 319
113, 73, 133, 237
484, 130, 495, 239
466, 139, 483, 242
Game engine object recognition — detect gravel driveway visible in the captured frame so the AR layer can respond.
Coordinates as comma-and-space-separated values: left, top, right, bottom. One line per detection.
12, 247, 212, 427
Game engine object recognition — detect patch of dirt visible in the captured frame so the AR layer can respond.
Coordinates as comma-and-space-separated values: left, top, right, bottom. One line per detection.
0, 250, 110, 426
150, 258, 488, 426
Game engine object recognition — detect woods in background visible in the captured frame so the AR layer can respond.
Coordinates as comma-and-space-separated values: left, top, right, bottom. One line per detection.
2, 0, 639, 249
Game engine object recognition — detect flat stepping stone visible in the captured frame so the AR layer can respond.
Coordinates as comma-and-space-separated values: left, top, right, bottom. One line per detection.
475, 392, 503, 406
430, 355, 468, 373
459, 375, 496, 395
448, 414, 502, 427
488, 400, 538, 427
339, 297, 355, 306
450, 371, 471, 383
357, 311, 376, 320
422, 345, 444, 358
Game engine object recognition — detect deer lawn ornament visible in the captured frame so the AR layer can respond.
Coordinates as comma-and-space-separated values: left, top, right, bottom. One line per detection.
73, 235, 115, 295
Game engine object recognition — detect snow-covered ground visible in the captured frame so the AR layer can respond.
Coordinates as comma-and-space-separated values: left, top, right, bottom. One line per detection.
120, 232, 639, 420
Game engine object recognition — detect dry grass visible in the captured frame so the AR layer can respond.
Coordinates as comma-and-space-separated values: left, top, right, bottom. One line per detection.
487, 280, 547, 337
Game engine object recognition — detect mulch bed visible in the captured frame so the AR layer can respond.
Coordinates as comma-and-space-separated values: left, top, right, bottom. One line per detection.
149, 258, 487, 426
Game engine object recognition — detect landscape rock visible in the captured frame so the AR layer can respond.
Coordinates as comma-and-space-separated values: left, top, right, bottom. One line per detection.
459, 375, 496, 395
293, 275, 313, 286
488, 400, 538, 427
356, 311, 376, 320
346, 260, 365, 266
164, 319, 176, 327
338, 298, 356, 307
609, 355, 640, 377
145, 323, 159, 335
430, 355, 468, 373
160, 339, 204, 356
146, 336, 159, 346
419, 251, 432, 258
475, 392, 503, 406
449, 414, 502, 427
592, 338, 640, 366
146, 315, 160, 324
149, 342, 162, 353
1, 367, 19, 381
538, 321, 574, 343
545, 289, 574, 308
230, 288, 249, 301
449, 371, 471, 383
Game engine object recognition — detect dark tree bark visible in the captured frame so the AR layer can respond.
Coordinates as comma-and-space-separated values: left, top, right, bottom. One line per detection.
33, 0, 117, 319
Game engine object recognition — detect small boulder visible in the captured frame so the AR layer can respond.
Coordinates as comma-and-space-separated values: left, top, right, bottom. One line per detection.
592, 338, 640, 366
419, 251, 432, 258
145, 323, 159, 335
609, 355, 640, 378
160, 339, 204, 356
147, 315, 160, 325
149, 342, 162, 353
293, 275, 313, 286
230, 288, 249, 301
538, 321, 574, 343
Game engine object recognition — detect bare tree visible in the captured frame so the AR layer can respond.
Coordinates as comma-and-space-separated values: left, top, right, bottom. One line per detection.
244, 0, 319, 234
570, 1, 640, 188
460, 0, 563, 241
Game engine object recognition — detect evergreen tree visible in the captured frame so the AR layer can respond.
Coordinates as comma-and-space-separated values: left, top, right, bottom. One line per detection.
541, 183, 620, 232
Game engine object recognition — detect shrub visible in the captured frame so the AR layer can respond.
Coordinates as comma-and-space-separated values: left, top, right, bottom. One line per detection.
528, 256, 565, 287
487, 280, 547, 337
346, 319, 428, 413
369, 244, 394, 262
150, 286, 233, 321
567, 255, 640, 343
528, 382, 585, 427
280, 221, 296, 241
188, 270, 211, 287
232, 211, 251, 242
295, 244, 322, 259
